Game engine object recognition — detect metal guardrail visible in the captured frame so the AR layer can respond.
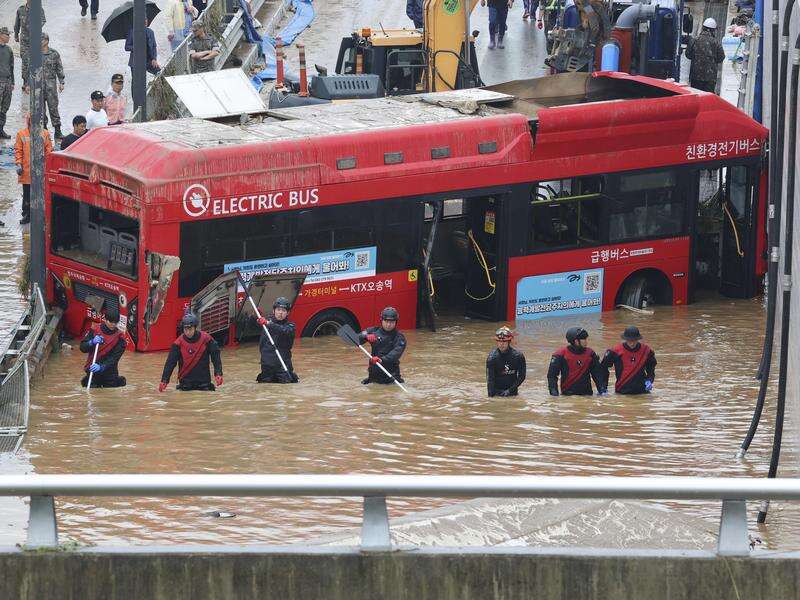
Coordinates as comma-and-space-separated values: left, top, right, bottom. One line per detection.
0, 284, 46, 453
0, 360, 30, 454
4, 474, 798, 555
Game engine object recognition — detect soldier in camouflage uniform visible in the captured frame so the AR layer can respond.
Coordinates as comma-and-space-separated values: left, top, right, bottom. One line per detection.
685, 18, 725, 93
41, 33, 65, 139
14, 0, 46, 89
0, 27, 13, 140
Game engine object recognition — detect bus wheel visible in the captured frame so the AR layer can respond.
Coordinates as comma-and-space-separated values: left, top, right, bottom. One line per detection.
302, 309, 358, 338
616, 270, 672, 310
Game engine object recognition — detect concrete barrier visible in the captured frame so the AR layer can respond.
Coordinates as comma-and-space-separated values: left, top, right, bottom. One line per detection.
0, 549, 798, 599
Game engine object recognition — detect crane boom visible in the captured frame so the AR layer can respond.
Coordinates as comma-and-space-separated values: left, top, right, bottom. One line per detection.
423, 0, 480, 91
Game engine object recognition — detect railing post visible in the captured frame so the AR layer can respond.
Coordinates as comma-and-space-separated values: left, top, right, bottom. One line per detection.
26, 495, 58, 548
361, 495, 391, 552
717, 499, 749, 556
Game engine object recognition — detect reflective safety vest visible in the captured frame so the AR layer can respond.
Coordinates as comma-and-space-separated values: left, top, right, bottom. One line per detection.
84, 324, 122, 368
611, 342, 651, 392
175, 331, 212, 379
553, 346, 594, 392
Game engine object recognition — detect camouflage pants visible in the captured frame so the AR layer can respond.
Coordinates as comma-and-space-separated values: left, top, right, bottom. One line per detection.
19, 41, 28, 87
0, 79, 12, 131
42, 83, 61, 130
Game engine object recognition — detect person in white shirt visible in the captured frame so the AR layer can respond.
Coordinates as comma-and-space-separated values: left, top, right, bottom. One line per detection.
85, 90, 109, 129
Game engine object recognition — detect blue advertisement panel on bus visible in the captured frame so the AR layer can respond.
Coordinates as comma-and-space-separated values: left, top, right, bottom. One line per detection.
515, 268, 604, 320
225, 246, 377, 285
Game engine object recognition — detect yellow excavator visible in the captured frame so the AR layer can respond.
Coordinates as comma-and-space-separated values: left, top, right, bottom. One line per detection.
333, 0, 482, 95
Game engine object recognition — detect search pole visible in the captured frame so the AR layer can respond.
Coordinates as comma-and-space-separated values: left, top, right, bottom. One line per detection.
28, 0, 45, 291
132, 0, 147, 120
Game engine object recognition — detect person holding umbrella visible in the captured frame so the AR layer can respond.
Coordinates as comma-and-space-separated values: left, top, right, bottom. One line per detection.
102, 2, 162, 84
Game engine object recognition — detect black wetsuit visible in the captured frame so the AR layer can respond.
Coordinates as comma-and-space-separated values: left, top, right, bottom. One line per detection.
600, 342, 657, 394
161, 331, 223, 391
359, 326, 406, 384
547, 345, 603, 396
257, 317, 297, 383
79, 323, 126, 388
486, 347, 526, 397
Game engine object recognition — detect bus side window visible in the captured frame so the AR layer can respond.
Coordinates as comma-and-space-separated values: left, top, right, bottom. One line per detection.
609, 169, 684, 243
529, 177, 603, 251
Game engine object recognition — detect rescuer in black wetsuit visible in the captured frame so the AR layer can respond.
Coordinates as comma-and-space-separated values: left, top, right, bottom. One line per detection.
256, 297, 298, 384
486, 326, 527, 397
359, 306, 406, 385
79, 308, 127, 388
599, 326, 657, 395
547, 327, 604, 396
159, 313, 223, 392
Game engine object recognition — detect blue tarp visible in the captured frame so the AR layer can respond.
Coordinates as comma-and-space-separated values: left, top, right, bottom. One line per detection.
241, 0, 315, 87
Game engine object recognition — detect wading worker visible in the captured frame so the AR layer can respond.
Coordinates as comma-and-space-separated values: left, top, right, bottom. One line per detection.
159, 313, 223, 391
80, 308, 126, 388
486, 326, 526, 397
548, 327, 603, 396
359, 307, 406, 385
256, 297, 298, 384
599, 326, 657, 394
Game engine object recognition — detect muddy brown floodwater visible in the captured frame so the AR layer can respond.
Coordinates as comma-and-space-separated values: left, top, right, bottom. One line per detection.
2, 294, 800, 550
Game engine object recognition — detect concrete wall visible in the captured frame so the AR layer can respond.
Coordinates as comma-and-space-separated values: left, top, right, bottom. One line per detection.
1, 549, 799, 600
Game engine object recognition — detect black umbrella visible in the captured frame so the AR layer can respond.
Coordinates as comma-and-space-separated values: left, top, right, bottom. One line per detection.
101, 0, 161, 43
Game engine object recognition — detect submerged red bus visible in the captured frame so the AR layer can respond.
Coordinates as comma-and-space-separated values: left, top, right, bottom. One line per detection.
45, 71, 768, 351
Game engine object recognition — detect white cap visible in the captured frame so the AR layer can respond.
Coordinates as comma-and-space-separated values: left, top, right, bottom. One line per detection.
703, 17, 717, 29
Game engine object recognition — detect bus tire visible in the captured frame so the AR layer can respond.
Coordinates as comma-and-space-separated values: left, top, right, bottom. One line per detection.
302, 308, 359, 338
616, 270, 673, 309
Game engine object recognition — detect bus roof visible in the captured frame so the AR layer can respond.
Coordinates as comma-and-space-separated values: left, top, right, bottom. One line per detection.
50, 71, 766, 193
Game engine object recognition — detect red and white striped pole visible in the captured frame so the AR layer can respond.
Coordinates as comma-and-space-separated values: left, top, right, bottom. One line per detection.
275, 37, 285, 90
297, 43, 309, 97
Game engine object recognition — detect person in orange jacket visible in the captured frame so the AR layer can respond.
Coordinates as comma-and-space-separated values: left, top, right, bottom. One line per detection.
14, 113, 53, 225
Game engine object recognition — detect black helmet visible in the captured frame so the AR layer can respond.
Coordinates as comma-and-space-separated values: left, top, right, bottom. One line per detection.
621, 326, 642, 341
566, 327, 588, 345
104, 307, 120, 324
380, 306, 399, 321
181, 312, 199, 328
273, 297, 291, 310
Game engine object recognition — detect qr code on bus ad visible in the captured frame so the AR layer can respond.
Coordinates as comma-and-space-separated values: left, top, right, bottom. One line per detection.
583, 271, 601, 295
355, 251, 370, 269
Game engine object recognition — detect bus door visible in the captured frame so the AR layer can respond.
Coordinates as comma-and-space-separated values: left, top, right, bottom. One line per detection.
464, 195, 505, 320
719, 164, 759, 298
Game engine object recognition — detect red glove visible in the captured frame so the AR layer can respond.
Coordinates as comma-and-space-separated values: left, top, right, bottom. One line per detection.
370, 356, 382, 365
537, 19, 543, 29
158, 381, 167, 393
366, 333, 378, 343
257, 317, 267, 326
215, 375, 223, 386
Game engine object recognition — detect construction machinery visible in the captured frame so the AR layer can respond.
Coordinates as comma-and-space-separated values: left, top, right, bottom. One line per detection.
546, 0, 692, 79
333, 0, 482, 95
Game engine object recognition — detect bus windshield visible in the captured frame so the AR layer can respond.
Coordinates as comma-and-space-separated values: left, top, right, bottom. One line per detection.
50, 194, 139, 279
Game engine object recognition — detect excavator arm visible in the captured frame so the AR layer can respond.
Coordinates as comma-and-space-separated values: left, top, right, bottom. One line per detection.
423, 0, 481, 91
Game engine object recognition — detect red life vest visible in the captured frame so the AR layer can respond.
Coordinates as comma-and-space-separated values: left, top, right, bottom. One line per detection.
84, 324, 122, 368
175, 331, 212, 379
553, 346, 594, 392
612, 342, 651, 391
